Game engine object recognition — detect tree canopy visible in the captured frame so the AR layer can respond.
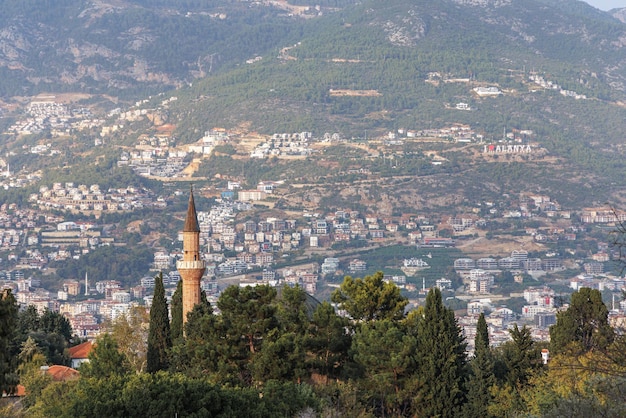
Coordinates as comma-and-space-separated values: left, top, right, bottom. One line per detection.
331, 271, 408, 322
550, 287, 614, 354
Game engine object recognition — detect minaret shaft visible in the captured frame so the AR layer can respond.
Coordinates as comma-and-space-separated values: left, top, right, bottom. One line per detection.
177, 189, 205, 326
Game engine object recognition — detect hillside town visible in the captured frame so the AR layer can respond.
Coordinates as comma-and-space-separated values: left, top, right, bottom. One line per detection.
0, 164, 625, 350
0, 92, 624, 356
0, 95, 623, 354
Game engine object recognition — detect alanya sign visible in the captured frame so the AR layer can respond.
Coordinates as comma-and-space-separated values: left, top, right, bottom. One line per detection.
483, 144, 532, 154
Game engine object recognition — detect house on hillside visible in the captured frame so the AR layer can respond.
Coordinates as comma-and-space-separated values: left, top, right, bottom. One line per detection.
44, 365, 80, 381
68, 341, 93, 369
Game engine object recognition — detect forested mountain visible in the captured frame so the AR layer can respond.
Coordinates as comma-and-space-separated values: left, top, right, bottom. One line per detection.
0, 0, 624, 99
2, 0, 626, 206
166, 0, 626, 133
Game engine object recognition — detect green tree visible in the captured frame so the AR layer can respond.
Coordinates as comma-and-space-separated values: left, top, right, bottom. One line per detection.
218, 285, 278, 355
170, 299, 220, 378
109, 306, 149, 374
0, 289, 18, 394
13, 306, 72, 366
39, 309, 72, 343
351, 319, 416, 416
550, 287, 614, 354
305, 302, 352, 381
415, 287, 467, 418
147, 273, 171, 373
81, 333, 129, 379
17, 339, 50, 410
331, 271, 408, 323
251, 286, 309, 384
465, 313, 495, 418
505, 324, 541, 388
217, 285, 278, 385
490, 324, 543, 416
15, 306, 40, 342
170, 280, 183, 342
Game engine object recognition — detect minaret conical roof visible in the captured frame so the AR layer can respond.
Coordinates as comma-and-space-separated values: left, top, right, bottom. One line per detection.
183, 188, 200, 232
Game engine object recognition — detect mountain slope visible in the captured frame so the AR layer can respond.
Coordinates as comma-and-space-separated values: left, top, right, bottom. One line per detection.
0, 0, 308, 96
156, 0, 626, 202
165, 0, 626, 135
1, 0, 626, 203
0, 0, 624, 98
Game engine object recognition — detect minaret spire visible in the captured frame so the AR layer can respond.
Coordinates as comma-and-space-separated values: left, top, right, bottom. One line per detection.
184, 186, 200, 232
177, 187, 206, 328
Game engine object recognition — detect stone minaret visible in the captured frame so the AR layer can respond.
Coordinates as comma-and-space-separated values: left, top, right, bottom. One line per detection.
176, 189, 205, 324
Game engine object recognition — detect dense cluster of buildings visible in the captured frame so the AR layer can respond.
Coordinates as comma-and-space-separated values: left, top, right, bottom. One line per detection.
31, 183, 163, 214
6, 99, 103, 137
529, 74, 587, 100
250, 132, 313, 158
1, 95, 626, 349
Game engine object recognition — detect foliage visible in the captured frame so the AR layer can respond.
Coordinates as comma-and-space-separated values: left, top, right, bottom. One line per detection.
216, 284, 278, 385
17, 348, 52, 410
488, 324, 545, 416
13, 306, 72, 367
29, 371, 320, 418
0, 290, 18, 394
147, 273, 171, 373
521, 344, 626, 417
254, 286, 310, 383
464, 313, 495, 418
16, 279, 626, 416
170, 280, 183, 342
331, 271, 408, 322
305, 302, 352, 381
414, 287, 467, 418
108, 306, 150, 374
351, 319, 416, 416
81, 333, 130, 379
550, 287, 614, 355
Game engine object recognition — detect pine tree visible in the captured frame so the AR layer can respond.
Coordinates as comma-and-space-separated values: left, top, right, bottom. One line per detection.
550, 287, 614, 354
352, 319, 416, 415
217, 285, 278, 385
147, 272, 171, 373
415, 287, 467, 418
465, 313, 495, 418
170, 280, 183, 342
331, 271, 408, 323
305, 301, 351, 381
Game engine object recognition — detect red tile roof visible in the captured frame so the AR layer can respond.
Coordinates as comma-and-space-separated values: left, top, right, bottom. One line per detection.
2, 384, 25, 397
46, 365, 80, 381
68, 341, 93, 359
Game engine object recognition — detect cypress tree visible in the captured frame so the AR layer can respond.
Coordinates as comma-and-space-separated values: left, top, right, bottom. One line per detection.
465, 313, 495, 418
147, 272, 171, 373
0, 289, 18, 394
415, 288, 467, 418
170, 280, 183, 342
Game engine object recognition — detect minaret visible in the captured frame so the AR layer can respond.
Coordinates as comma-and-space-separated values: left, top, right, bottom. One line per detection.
84, 271, 89, 296
176, 188, 206, 325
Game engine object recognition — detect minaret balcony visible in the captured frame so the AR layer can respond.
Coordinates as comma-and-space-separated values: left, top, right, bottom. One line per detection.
176, 260, 206, 270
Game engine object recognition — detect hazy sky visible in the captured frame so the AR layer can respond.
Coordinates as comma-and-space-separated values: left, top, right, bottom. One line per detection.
584, 0, 626, 10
